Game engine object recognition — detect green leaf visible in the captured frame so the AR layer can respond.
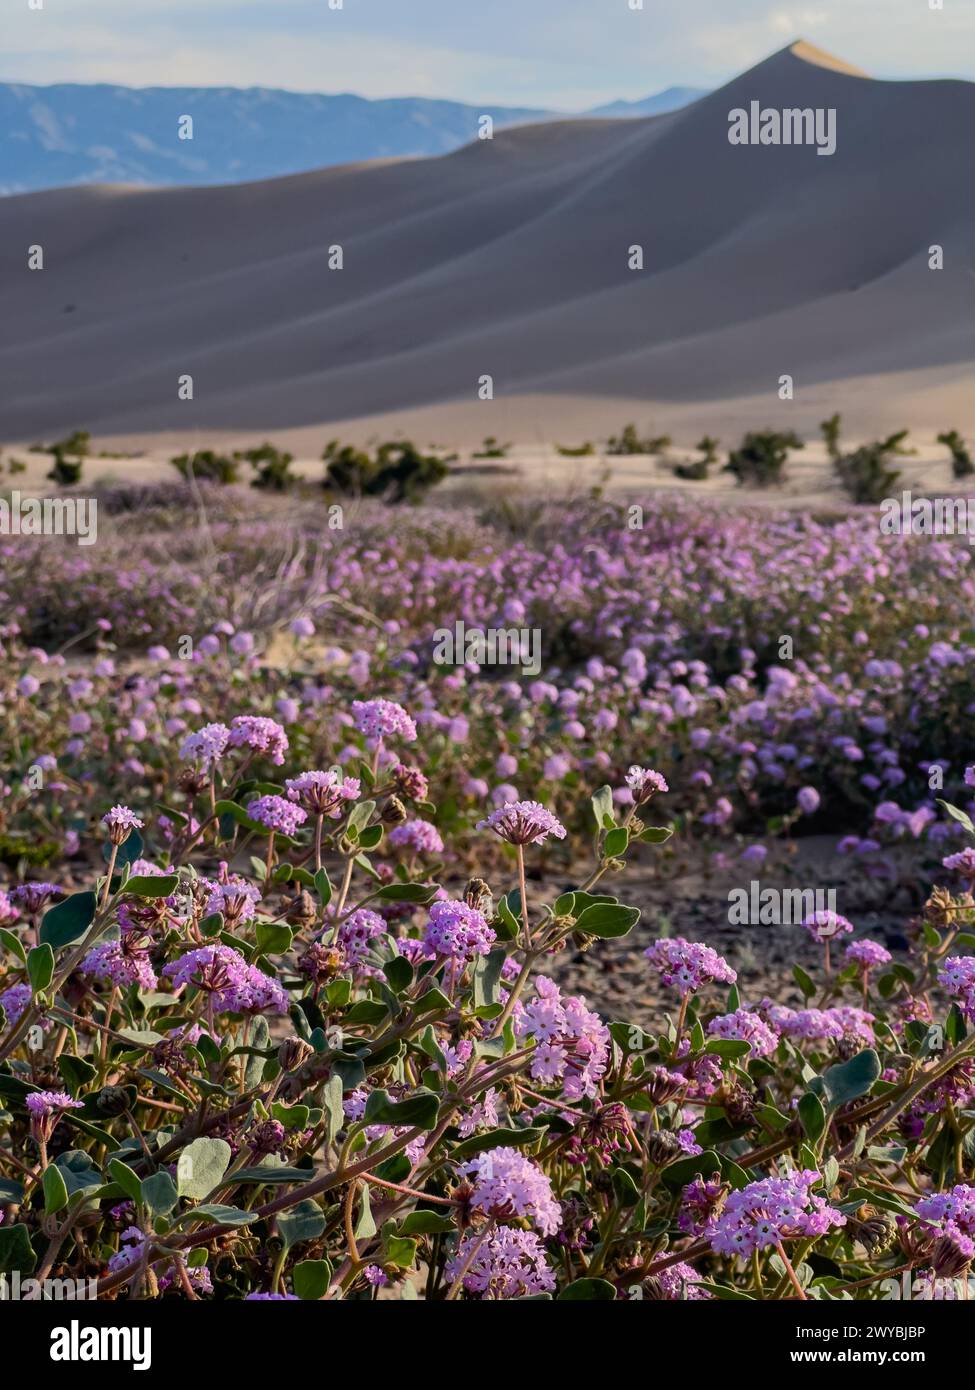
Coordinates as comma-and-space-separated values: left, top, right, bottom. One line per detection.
590, 785, 615, 830
346, 800, 376, 835
451, 1126, 546, 1159
603, 827, 629, 858
0, 928, 27, 964
293, 1259, 333, 1300
108, 1157, 143, 1202
40, 890, 97, 949
271, 1102, 310, 1132
705, 1038, 751, 1059
799, 1091, 827, 1144
383, 1236, 417, 1269
244, 1015, 271, 1089
231, 1166, 313, 1186
363, 1088, 440, 1130
43, 1164, 69, 1216
277, 1199, 326, 1251
398, 1210, 457, 1235
54, 1150, 103, 1196
141, 1170, 178, 1216
557, 1278, 617, 1301
638, 826, 673, 845
473, 946, 506, 1012
27, 943, 55, 994
822, 1049, 881, 1108
57, 1054, 96, 1095
0, 1224, 36, 1275
255, 920, 294, 954
661, 1150, 723, 1188
314, 868, 332, 906
573, 903, 640, 938
180, 1204, 258, 1227
793, 963, 816, 1000
383, 954, 413, 994
176, 1137, 232, 1199
375, 882, 439, 904
124, 875, 178, 898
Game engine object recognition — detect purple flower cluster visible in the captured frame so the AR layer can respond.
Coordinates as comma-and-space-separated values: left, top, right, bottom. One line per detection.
708, 1169, 846, 1257
285, 769, 360, 817
227, 715, 289, 765
802, 910, 854, 942
445, 1227, 556, 1300
707, 1008, 778, 1057
82, 938, 158, 991
246, 794, 308, 836
336, 908, 388, 969
644, 937, 737, 993
179, 722, 230, 769
352, 698, 417, 742
387, 819, 444, 855
423, 899, 495, 961
476, 800, 567, 846
939, 957, 975, 1021
625, 766, 669, 803
845, 939, 892, 970
162, 943, 288, 1013
462, 1147, 562, 1236
514, 976, 610, 1100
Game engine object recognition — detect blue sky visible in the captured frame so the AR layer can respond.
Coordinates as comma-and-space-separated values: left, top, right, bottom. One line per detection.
5, 0, 974, 106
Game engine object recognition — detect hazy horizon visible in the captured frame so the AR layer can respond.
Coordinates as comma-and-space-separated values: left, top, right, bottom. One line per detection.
5, 0, 975, 109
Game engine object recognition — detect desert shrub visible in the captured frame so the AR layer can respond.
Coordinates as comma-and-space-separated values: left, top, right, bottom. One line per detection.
607, 425, 671, 456
674, 436, 720, 481
472, 436, 511, 459
233, 442, 298, 492
937, 429, 974, 479
834, 430, 910, 505
724, 430, 803, 487
820, 412, 843, 462
556, 442, 595, 457
323, 439, 449, 504
44, 430, 91, 486
170, 450, 240, 485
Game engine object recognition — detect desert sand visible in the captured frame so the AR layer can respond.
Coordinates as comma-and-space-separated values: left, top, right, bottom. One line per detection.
2, 41, 975, 447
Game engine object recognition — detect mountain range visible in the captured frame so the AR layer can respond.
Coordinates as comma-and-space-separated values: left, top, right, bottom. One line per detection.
0, 81, 705, 194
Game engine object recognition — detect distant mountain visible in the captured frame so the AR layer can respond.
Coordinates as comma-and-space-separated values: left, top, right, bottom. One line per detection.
587, 86, 707, 117
0, 81, 705, 195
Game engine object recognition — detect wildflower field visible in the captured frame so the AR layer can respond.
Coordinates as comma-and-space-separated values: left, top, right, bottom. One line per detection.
2, 480, 975, 1303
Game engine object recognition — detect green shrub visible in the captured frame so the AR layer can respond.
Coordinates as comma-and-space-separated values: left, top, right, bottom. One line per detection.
170, 450, 240, 485
606, 425, 672, 456
233, 442, 298, 492
724, 430, 803, 487
834, 430, 910, 505
674, 436, 720, 481
323, 439, 449, 504
44, 430, 91, 486
472, 436, 511, 459
555, 442, 595, 457
937, 429, 974, 479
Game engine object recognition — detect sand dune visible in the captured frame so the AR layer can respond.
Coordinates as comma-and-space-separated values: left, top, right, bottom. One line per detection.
2, 41, 975, 445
